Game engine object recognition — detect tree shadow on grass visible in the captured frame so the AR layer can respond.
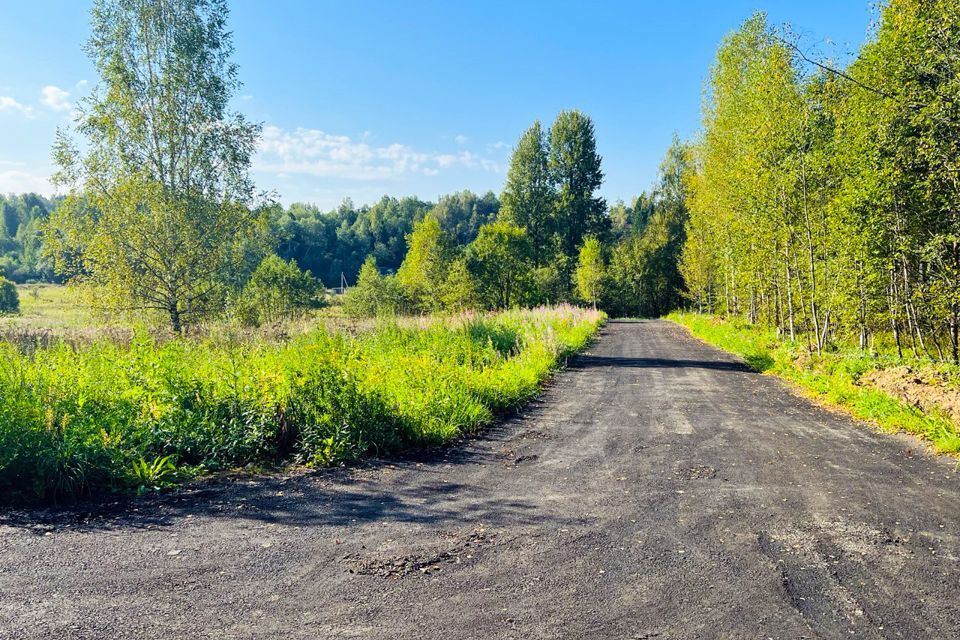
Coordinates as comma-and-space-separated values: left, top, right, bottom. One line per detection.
742, 352, 775, 372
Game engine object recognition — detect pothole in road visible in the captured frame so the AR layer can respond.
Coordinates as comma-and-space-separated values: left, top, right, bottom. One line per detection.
500, 448, 540, 466
342, 527, 498, 578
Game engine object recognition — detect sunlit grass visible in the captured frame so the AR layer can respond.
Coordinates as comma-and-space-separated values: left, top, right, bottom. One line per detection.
4, 284, 98, 329
0, 304, 604, 504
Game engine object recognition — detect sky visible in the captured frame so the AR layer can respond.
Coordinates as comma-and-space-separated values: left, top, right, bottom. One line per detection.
0, 1, 876, 210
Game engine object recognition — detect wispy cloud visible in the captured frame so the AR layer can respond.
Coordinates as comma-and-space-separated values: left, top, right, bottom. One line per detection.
255, 125, 503, 181
0, 96, 35, 118
435, 151, 501, 172
41, 85, 72, 112
454, 134, 468, 145
0, 168, 52, 194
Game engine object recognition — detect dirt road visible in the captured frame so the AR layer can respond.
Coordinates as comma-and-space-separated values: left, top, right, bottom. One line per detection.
2, 320, 959, 639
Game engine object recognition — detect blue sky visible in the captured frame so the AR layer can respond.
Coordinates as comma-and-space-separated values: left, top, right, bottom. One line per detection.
0, 1, 875, 209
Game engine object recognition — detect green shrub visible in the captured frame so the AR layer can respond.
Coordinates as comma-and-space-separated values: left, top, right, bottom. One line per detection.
236, 255, 322, 326
0, 277, 18, 315
343, 256, 405, 318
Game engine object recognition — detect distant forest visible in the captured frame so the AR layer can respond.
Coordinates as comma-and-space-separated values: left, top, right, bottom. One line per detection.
0, 193, 60, 283
2, 185, 670, 301
272, 190, 500, 288
0, 190, 499, 287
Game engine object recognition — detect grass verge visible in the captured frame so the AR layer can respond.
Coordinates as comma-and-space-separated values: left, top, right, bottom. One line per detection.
0, 305, 604, 504
667, 312, 960, 455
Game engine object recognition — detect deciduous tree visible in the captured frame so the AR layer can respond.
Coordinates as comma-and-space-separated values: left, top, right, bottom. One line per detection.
47, 0, 262, 332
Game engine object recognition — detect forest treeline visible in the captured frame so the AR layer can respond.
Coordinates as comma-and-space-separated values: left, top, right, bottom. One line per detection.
0, 188, 499, 289
13, 0, 956, 354
341, 112, 687, 317
8, 112, 687, 324
266, 190, 499, 288
680, 1, 960, 362
3, 160, 685, 320
0, 193, 59, 282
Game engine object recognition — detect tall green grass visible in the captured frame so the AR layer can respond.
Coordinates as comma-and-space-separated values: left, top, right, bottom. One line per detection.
668, 312, 960, 454
0, 305, 604, 503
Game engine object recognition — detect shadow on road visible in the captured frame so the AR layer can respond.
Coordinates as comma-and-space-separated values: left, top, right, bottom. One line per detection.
0, 417, 554, 534
571, 354, 753, 373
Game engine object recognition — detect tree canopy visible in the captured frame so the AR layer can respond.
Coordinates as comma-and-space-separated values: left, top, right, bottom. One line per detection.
679, 2, 960, 361
47, 0, 263, 332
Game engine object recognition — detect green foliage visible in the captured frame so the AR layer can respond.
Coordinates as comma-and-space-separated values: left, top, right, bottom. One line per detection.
497, 110, 608, 298
0, 306, 604, 503
466, 222, 533, 309
47, 0, 263, 333
237, 255, 321, 326
499, 121, 555, 263
396, 216, 455, 313
271, 192, 498, 289
679, 3, 960, 362
0, 193, 59, 283
0, 278, 19, 315
129, 455, 177, 495
442, 258, 479, 311
343, 256, 404, 318
574, 237, 606, 308
528, 261, 571, 307
429, 191, 502, 247
607, 138, 690, 317
549, 110, 608, 260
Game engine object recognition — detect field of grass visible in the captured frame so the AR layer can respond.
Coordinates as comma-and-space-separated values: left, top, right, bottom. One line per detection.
0, 304, 604, 503
668, 312, 960, 455
2, 284, 99, 329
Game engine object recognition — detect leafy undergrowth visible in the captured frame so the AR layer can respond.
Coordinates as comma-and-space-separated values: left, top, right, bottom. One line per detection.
0, 305, 604, 504
667, 312, 960, 455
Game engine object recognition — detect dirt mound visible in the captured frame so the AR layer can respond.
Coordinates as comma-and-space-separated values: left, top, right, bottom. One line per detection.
860, 366, 960, 424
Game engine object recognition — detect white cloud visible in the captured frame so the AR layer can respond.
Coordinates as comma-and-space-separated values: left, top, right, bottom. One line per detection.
0, 168, 53, 194
0, 96, 35, 118
457, 151, 501, 172
255, 126, 502, 181
487, 140, 508, 152
41, 85, 72, 112
454, 134, 468, 145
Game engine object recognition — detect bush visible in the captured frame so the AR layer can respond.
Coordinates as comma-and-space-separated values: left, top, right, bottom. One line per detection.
237, 255, 321, 326
0, 277, 18, 315
343, 256, 405, 318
